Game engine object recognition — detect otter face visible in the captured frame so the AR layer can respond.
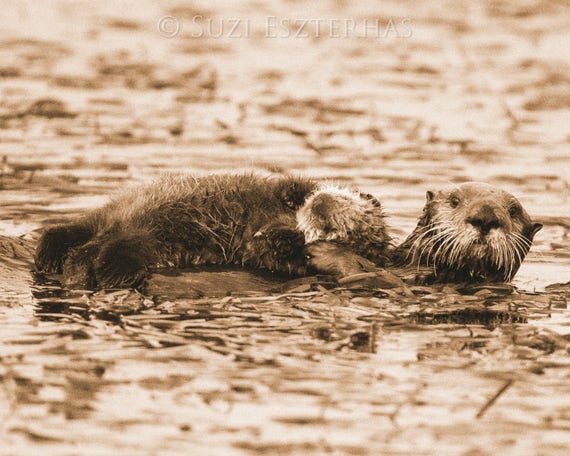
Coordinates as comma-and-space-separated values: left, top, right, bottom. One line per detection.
296, 185, 391, 269
296, 185, 373, 243
406, 182, 542, 282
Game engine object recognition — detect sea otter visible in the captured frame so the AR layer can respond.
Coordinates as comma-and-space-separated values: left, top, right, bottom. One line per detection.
296, 184, 390, 274
392, 182, 542, 283
35, 175, 541, 289
34, 173, 390, 288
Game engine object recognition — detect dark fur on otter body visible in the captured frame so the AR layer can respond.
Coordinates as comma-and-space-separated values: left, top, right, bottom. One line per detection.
35, 175, 541, 289
36, 174, 317, 287
393, 182, 542, 282
35, 174, 391, 288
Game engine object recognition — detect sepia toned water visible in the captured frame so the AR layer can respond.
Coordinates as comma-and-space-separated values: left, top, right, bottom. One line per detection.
0, 1, 569, 454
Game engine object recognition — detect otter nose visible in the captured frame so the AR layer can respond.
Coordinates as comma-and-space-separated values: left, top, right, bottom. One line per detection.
465, 204, 502, 235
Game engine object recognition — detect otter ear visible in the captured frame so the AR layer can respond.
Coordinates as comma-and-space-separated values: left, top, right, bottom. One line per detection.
532, 223, 543, 236
426, 190, 435, 202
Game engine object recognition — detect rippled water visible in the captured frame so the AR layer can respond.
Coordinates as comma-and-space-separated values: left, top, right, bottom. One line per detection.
1, 1, 569, 454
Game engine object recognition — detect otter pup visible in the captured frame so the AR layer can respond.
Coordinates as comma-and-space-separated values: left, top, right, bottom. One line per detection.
296, 184, 391, 277
35, 174, 391, 288
393, 182, 542, 282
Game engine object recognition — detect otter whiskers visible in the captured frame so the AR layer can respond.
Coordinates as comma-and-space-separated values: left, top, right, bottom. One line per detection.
409, 221, 527, 281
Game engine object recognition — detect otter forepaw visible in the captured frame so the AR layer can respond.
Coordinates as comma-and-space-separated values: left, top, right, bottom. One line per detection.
246, 225, 307, 275
35, 224, 93, 273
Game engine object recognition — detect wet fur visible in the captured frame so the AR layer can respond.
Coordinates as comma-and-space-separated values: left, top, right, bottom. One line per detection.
36, 174, 393, 289
35, 174, 318, 288
35, 176, 541, 289
296, 185, 391, 267
393, 182, 542, 282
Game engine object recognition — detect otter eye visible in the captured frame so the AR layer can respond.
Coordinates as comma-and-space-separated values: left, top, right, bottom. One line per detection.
508, 204, 520, 218
449, 195, 460, 208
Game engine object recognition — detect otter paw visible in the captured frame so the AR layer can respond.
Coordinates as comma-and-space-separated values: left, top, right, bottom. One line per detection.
94, 235, 155, 288
246, 225, 307, 275
35, 224, 93, 273
337, 270, 407, 289
274, 177, 316, 209
306, 241, 377, 278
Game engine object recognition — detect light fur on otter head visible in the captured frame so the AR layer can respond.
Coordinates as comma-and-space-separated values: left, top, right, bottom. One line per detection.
296, 184, 391, 269
296, 184, 383, 243
395, 182, 542, 282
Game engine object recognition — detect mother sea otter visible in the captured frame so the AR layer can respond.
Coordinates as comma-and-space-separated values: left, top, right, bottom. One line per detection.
392, 182, 543, 282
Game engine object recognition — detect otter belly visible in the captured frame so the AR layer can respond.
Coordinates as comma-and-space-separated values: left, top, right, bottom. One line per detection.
35, 173, 317, 288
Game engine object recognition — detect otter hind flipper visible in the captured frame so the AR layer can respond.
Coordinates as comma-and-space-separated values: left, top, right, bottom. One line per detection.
59, 231, 157, 289
63, 240, 99, 288
35, 223, 94, 274
93, 232, 158, 289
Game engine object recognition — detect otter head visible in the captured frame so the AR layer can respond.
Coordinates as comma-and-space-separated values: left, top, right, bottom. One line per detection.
400, 182, 542, 282
296, 185, 381, 244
